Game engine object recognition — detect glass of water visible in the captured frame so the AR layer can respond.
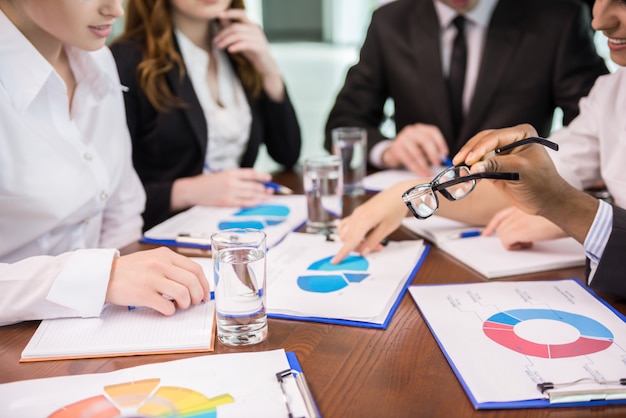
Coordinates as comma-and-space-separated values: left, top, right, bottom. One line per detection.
211, 228, 267, 346
302, 154, 343, 234
332, 127, 367, 196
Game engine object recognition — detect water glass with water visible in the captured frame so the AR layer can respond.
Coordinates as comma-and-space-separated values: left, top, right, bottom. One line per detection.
332, 127, 367, 196
302, 155, 343, 233
211, 228, 267, 346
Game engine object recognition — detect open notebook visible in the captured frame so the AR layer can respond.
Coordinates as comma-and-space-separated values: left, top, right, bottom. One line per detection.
402, 216, 585, 278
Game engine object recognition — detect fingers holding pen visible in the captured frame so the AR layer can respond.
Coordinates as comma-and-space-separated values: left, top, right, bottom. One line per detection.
106, 248, 210, 316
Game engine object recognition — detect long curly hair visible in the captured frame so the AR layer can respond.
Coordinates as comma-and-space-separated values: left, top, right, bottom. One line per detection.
113, 0, 262, 112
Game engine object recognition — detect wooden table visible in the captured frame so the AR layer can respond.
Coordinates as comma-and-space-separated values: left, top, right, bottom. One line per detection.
2, 170, 625, 418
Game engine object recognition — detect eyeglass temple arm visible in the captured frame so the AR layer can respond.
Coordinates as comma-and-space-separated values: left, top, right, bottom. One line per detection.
433, 172, 520, 192
494, 137, 559, 155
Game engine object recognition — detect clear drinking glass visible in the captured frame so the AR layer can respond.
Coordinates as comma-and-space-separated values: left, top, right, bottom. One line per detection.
211, 228, 268, 346
332, 127, 367, 196
302, 155, 343, 233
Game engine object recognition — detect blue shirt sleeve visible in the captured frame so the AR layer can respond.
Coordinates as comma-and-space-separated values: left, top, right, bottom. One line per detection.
584, 200, 613, 283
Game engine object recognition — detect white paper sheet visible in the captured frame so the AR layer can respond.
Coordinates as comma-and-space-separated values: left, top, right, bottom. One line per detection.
266, 232, 425, 325
362, 166, 447, 192
1, 350, 312, 418
402, 216, 585, 278
143, 195, 307, 249
409, 280, 626, 405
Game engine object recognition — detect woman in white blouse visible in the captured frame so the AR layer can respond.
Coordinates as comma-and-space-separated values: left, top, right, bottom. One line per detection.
0, 0, 210, 326
111, 0, 302, 229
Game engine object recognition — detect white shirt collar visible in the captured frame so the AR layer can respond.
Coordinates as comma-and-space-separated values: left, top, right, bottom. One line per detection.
0, 9, 118, 115
433, 0, 499, 29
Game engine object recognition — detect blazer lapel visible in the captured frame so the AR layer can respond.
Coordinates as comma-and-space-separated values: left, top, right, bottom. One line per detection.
460, 0, 524, 147
169, 37, 208, 156
409, 1, 455, 142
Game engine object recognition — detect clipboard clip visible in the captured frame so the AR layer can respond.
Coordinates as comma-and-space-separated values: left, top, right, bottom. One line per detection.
276, 368, 320, 418
537, 377, 626, 403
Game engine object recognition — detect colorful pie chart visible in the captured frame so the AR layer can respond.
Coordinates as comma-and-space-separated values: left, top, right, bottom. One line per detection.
48, 378, 234, 418
483, 309, 613, 359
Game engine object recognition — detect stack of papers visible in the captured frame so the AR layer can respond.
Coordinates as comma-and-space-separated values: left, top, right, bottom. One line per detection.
266, 232, 428, 328
402, 216, 585, 278
409, 279, 626, 409
142, 195, 308, 249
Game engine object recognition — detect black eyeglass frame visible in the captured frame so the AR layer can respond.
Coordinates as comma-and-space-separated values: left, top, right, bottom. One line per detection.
402, 166, 520, 219
401, 136, 558, 219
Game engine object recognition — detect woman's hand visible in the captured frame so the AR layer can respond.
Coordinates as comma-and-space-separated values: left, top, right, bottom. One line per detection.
214, 9, 285, 101
331, 179, 418, 264
106, 247, 211, 315
172, 168, 274, 211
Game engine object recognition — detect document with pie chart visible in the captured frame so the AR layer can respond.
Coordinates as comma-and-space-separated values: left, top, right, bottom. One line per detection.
409, 279, 626, 409
265, 232, 428, 328
0, 349, 318, 418
141, 195, 307, 249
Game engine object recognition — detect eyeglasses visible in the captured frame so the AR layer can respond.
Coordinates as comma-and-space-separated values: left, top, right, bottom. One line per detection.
401, 137, 558, 220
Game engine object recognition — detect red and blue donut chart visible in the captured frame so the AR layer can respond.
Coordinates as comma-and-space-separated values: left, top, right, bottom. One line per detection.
483, 308, 613, 359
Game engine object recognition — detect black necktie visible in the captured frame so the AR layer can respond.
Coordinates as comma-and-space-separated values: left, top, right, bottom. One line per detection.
448, 15, 467, 139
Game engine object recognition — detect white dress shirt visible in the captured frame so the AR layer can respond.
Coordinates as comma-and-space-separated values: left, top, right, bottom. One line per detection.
547, 68, 626, 279
0, 10, 146, 325
175, 28, 252, 172
370, 0, 499, 167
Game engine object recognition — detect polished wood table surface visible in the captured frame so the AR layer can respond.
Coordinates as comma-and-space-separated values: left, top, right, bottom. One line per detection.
2, 170, 625, 418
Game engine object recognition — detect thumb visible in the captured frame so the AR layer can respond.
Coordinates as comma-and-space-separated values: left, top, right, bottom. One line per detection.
470, 158, 500, 175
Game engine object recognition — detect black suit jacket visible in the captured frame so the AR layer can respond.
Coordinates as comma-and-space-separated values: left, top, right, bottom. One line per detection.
588, 205, 626, 300
111, 38, 301, 229
324, 0, 608, 158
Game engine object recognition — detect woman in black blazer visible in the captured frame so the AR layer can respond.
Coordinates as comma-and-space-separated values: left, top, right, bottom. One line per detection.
111, 0, 301, 230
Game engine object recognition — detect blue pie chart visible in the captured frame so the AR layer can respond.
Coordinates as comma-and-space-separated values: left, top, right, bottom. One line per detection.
297, 255, 370, 293
218, 204, 290, 230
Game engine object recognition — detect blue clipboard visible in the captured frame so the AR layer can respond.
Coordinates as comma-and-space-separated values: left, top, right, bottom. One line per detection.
415, 278, 626, 409
268, 245, 430, 329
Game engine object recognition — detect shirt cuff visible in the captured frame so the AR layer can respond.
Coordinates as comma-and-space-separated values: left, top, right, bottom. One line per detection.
46, 248, 118, 318
369, 139, 393, 168
583, 200, 613, 283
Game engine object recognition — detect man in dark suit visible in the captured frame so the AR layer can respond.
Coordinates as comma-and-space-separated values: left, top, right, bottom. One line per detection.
325, 0, 608, 177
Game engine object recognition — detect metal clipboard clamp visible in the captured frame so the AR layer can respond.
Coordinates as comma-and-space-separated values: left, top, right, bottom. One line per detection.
538, 378, 626, 404
276, 368, 321, 418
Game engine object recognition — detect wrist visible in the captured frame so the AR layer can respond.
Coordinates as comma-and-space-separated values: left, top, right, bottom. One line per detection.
171, 177, 196, 211
539, 185, 598, 243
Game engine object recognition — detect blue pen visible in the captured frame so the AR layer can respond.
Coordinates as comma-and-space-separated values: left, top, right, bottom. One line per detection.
203, 163, 292, 194
449, 229, 482, 239
442, 157, 454, 167
263, 181, 293, 195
